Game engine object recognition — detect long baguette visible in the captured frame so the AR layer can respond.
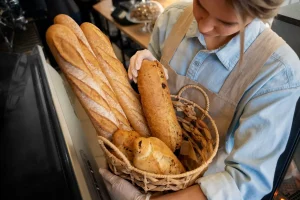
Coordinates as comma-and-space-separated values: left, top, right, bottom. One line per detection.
53, 14, 131, 131
81, 22, 150, 137
46, 24, 130, 139
138, 60, 182, 152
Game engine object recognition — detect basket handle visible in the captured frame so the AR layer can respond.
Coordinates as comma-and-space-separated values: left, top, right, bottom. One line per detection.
98, 136, 133, 168
177, 84, 210, 113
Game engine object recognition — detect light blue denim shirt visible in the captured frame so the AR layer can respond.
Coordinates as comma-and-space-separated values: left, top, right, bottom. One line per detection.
148, 2, 300, 200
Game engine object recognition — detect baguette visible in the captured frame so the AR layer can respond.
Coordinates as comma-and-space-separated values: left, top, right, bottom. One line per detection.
46, 24, 130, 139
133, 137, 186, 175
81, 22, 150, 137
53, 14, 131, 132
137, 60, 182, 151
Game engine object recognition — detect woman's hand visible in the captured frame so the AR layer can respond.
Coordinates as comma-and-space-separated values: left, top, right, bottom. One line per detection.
128, 49, 168, 83
99, 168, 151, 200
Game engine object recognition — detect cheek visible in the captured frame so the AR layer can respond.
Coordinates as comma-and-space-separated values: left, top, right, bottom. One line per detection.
193, 3, 201, 21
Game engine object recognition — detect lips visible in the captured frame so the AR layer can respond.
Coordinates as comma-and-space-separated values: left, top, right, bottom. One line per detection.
200, 32, 214, 37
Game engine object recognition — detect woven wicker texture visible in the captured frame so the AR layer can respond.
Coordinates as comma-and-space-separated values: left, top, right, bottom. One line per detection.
98, 85, 219, 192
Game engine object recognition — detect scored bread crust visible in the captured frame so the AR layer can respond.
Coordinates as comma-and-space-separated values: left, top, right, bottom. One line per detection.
53, 14, 131, 132
138, 60, 182, 151
46, 24, 131, 139
81, 22, 150, 137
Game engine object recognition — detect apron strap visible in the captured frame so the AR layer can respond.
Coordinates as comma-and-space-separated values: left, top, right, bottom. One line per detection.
160, 5, 194, 65
218, 28, 286, 104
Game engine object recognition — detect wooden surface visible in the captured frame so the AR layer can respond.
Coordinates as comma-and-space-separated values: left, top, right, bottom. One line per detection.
93, 0, 178, 49
93, 0, 151, 48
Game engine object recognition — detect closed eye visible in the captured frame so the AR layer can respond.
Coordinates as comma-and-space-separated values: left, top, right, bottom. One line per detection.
220, 20, 238, 26
197, 0, 239, 26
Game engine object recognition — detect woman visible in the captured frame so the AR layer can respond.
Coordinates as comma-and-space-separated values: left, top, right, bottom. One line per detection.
100, 0, 300, 199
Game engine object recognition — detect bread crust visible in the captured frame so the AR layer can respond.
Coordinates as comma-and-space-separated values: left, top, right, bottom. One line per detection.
52, 15, 132, 133
112, 130, 141, 162
46, 24, 131, 139
133, 137, 185, 174
138, 60, 182, 151
81, 22, 150, 137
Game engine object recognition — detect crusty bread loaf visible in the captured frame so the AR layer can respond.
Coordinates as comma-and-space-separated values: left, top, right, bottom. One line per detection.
54, 14, 94, 54
80, 22, 116, 59
53, 14, 131, 132
133, 137, 185, 175
46, 24, 131, 139
80, 22, 150, 137
138, 60, 182, 151
112, 129, 141, 162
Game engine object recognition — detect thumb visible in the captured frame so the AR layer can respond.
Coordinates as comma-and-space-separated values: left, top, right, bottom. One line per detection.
163, 66, 169, 80
99, 168, 120, 184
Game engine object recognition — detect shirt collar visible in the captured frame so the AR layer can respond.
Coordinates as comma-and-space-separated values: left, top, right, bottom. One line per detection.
186, 18, 266, 70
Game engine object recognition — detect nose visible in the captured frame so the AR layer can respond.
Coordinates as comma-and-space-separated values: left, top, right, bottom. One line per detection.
197, 16, 214, 33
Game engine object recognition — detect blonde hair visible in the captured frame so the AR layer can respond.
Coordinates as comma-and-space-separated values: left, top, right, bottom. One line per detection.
227, 0, 284, 61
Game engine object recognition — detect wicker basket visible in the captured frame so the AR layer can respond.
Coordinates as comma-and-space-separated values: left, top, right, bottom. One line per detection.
98, 85, 219, 192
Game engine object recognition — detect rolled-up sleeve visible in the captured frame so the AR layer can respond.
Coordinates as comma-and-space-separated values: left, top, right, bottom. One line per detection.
197, 87, 300, 200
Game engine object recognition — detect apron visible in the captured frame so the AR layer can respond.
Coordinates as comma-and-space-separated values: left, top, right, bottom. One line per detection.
160, 5, 286, 173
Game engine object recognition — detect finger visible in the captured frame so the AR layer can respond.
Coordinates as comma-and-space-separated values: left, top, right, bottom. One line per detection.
132, 68, 138, 78
128, 70, 133, 80
128, 54, 137, 80
144, 50, 156, 61
145, 194, 152, 200
103, 178, 112, 191
134, 54, 143, 71
135, 50, 157, 71
133, 76, 137, 83
99, 168, 120, 184
128, 64, 133, 80
163, 66, 169, 80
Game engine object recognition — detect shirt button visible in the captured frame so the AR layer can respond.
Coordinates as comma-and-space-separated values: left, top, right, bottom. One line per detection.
194, 61, 200, 66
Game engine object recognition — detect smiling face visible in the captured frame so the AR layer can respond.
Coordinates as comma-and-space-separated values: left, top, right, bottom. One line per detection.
193, 0, 252, 38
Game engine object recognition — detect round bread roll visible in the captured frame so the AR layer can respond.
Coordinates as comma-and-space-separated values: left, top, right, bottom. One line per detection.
112, 129, 141, 162
132, 137, 186, 175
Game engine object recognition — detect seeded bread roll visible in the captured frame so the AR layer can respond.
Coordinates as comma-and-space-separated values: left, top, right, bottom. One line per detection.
132, 137, 185, 175
137, 60, 182, 151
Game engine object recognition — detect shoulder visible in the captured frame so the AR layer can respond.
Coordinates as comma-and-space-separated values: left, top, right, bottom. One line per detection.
155, 2, 192, 34
149, 1, 193, 56
163, 1, 191, 12
257, 43, 300, 96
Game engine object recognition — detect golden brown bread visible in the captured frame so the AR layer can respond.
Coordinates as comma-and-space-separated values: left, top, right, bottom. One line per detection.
53, 14, 131, 132
80, 22, 116, 59
80, 22, 150, 137
132, 137, 185, 175
137, 60, 182, 151
112, 129, 141, 162
46, 24, 131, 139
54, 14, 94, 54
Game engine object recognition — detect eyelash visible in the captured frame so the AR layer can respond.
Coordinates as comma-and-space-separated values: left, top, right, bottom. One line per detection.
222, 22, 234, 27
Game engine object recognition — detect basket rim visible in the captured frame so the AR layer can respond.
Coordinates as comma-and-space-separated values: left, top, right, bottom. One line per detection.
98, 94, 219, 179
